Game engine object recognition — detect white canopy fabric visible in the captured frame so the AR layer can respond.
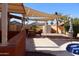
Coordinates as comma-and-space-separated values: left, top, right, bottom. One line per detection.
29, 21, 45, 26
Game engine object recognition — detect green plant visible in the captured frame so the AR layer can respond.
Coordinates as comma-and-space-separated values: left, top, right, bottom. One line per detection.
64, 18, 79, 38
31, 25, 37, 30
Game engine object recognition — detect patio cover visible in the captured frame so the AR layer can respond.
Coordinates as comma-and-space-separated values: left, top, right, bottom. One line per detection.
25, 7, 63, 20
0, 3, 25, 14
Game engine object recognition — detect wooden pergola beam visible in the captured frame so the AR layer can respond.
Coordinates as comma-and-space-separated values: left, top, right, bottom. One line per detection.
25, 6, 63, 20
0, 3, 25, 14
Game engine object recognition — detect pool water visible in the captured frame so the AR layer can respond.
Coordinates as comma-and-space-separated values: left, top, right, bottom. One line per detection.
66, 43, 79, 55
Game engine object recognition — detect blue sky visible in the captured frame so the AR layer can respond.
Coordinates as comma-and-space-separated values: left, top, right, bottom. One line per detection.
24, 3, 79, 18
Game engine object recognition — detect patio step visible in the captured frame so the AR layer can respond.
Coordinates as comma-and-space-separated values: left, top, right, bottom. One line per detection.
41, 33, 70, 39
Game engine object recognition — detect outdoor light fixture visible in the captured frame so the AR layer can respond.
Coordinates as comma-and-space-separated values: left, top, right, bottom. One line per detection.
55, 12, 58, 15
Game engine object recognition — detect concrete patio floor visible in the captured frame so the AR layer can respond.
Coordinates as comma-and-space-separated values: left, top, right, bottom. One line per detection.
26, 34, 79, 56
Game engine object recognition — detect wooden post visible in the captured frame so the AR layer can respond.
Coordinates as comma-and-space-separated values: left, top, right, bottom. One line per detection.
21, 16, 25, 31
56, 19, 58, 33
45, 21, 47, 34
1, 3, 8, 46
43, 21, 47, 34
64, 20, 66, 34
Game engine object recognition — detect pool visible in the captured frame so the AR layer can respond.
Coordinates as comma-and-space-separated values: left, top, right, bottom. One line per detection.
66, 43, 79, 55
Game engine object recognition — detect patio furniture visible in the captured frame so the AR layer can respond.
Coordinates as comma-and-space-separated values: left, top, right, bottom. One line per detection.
35, 29, 42, 36
28, 30, 36, 37
0, 30, 26, 56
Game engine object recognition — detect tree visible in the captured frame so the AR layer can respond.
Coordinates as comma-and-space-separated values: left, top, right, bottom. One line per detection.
64, 17, 79, 38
